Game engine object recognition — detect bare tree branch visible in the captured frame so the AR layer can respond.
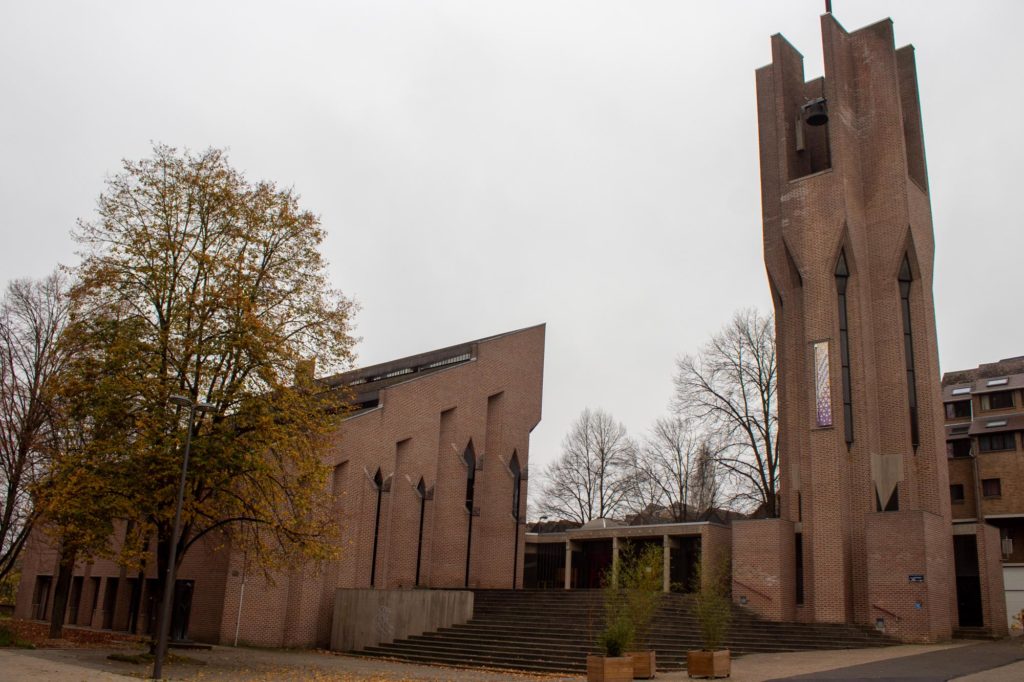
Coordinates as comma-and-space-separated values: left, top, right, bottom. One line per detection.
535, 408, 635, 524
673, 309, 778, 516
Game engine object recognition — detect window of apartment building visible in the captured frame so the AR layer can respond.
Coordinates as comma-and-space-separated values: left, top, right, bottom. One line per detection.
978, 432, 1017, 452
945, 401, 972, 420
1001, 528, 1015, 559
950, 484, 965, 503
946, 439, 972, 459
982, 478, 1002, 498
980, 391, 1014, 411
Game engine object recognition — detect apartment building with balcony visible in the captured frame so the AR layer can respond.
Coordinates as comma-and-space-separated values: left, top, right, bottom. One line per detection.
943, 356, 1024, 626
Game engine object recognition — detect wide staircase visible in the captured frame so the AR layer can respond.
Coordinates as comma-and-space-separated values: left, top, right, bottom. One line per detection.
356, 589, 895, 674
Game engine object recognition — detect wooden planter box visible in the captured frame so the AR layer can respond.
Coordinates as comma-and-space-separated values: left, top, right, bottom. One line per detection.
587, 654, 634, 682
627, 650, 657, 679
686, 649, 730, 679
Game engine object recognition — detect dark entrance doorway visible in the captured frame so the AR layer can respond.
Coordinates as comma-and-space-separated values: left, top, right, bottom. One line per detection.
573, 540, 613, 588
170, 580, 194, 641
32, 575, 52, 621
524, 543, 565, 588
954, 534, 983, 627
143, 579, 195, 641
670, 537, 701, 592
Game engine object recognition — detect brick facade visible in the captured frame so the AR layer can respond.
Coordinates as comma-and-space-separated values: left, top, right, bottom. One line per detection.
15, 325, 545, 648
732, 519, 795, 622
864, 511, 952, 642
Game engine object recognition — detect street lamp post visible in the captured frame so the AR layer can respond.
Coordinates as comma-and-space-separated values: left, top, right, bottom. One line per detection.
152, 394, 212, 680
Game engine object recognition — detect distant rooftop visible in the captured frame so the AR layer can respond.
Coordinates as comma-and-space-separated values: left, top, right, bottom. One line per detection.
942, 356, 1024, 401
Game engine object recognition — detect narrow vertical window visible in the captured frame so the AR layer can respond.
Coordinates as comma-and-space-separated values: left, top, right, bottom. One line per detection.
414, 477, 427, 587
814, 341, 832, 427
898, 255, 920, 449
510, 453, 522, 519
835, 250, 853, 446
463, 442, 476, 588
509, 452, 522, 589
464, 444, 476, 513
370, 468, 384, 587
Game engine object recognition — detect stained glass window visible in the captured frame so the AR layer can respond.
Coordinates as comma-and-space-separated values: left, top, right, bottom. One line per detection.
814, 341, 832, 427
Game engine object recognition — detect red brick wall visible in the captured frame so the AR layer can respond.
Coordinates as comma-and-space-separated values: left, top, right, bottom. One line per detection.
731, 519, 795, 622
221, 325, 544, 647
974, 523, 1009, 637
865, 511, 952, 642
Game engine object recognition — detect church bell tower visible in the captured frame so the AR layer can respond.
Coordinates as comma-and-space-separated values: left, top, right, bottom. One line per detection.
730, 12, 1006, 642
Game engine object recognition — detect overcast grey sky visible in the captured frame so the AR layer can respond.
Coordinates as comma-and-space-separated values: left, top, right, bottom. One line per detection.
2, 1, 1022, 481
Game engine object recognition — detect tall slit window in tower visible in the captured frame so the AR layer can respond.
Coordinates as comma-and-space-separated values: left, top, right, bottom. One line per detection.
898, 255, 920, 449
370, 468, 384, 587
835, 250, 853, 446
509, 452, 522, 588
463, 442, 477, 588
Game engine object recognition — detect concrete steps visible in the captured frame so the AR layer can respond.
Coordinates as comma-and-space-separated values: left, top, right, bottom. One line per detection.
355, 589, 895, 673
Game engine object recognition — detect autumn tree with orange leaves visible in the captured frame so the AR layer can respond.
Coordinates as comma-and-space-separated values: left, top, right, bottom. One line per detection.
46, 144, 357, 637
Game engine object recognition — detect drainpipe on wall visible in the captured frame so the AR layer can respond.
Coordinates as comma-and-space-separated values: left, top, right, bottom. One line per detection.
971, 442, 985, 524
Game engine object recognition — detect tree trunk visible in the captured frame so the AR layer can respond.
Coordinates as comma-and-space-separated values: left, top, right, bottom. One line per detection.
148, 534, 172, 653
48, 545, 77, 639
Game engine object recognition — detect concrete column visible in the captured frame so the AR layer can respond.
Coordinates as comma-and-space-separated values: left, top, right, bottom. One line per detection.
662, 535, 672, 593
564, 541, 573, 590
612, 536, 620, 588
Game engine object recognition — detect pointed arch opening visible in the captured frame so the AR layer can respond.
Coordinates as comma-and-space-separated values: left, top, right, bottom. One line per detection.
463, 442, 476, 513
835, 249, 853, 447
898, 254, 920, 451
415, 476, 427, 587
370, 468, 384, 587
463, 441, 476, 588
509, 451, 523, 589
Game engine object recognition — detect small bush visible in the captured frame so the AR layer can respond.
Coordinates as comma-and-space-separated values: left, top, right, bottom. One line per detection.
692, 553, 732, 651
619, 544, 663, 646
597, 615, 634, 657
0, 623, 34, 648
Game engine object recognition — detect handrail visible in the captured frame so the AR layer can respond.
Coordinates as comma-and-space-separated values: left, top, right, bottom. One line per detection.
871, 603, 900, 622
732, 578, 772, 602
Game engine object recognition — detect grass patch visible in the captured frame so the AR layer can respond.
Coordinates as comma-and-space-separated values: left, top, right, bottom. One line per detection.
0, 623, 35, 648
107, 651, 206, 665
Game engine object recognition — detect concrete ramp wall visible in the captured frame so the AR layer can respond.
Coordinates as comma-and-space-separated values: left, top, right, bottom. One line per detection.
330, 589, 474, 652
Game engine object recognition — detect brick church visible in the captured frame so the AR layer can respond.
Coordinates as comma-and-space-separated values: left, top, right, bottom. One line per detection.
16, 325, 544, 647
14, 11, 1010, 652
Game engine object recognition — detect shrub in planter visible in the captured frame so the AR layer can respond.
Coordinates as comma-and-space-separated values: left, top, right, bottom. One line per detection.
688, 553, 732, 679
618, 544, 663, 679
588, 616, 635, 682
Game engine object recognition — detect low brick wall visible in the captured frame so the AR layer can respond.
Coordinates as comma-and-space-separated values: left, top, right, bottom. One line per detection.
330, 588, 473, 652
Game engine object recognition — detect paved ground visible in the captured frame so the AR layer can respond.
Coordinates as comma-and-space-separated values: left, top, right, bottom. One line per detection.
0, 639, 1022, 681
763, 639, 1024, 681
